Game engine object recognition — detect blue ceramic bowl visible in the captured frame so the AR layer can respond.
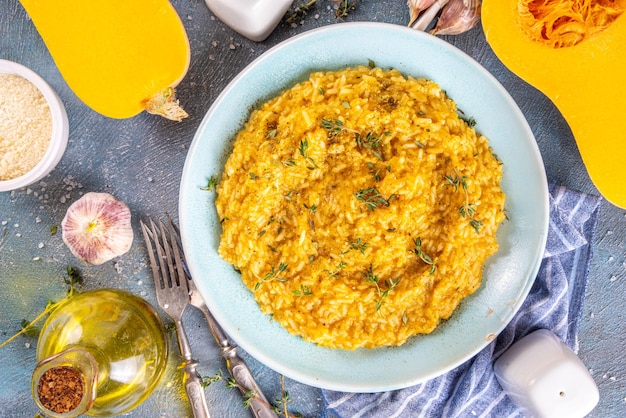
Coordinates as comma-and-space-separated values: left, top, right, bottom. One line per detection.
179, 22, 549, 392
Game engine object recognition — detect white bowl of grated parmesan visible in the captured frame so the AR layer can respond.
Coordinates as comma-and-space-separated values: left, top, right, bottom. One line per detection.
0, 59, 69, 192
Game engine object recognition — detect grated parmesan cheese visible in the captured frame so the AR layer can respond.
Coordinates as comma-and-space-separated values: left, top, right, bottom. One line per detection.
0, 73, 52, 181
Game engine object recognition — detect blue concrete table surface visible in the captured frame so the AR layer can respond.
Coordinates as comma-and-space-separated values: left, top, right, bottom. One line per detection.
1, 1, 624, 417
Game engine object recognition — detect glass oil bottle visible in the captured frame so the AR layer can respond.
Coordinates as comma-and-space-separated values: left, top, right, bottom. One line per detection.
31, 289, 168, 417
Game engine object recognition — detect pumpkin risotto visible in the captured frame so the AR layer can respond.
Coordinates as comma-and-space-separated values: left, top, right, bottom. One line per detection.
215, 66, 506, 350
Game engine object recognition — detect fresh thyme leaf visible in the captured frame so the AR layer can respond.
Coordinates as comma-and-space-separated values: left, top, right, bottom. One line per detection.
459, 203, 477, 218
304, 203, 317, 213
368, 59, 376, 69
49, 224, 57, 235
413, 237, 437, 274
342, 101, 351, 109
445, 170, 482, 233
470, 219, 483, 233
225, 377, 238, 389
334, 0, 359, 19
350, 237, 368, 254
201, 175, 219, 191
20, 319, 40, 337
362, 264, 400, 312
298, 138, 308, 157
298, 138, 318, 169
242, 390, 257, 408
285, 0, 317, 24
201, 370, 223, 387
367, 162, 381, 181
444, 172, 468, 192
293, 284, 313, 296
320, 118, 345, 135
363, 263, 379, 285
318, 87, 326, 95
255, 262, 288, 290
355, 131, 386, 160
355, 188, 396, 211
325, 260, 347, 278
65, 266, 83, 289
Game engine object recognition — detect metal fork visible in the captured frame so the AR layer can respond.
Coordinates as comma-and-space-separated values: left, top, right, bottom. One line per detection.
141, 218, 211, 418
168, 220, 278, 418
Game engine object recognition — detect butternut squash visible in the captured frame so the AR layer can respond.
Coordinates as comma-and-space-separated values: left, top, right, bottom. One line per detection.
19, 0, 190, 121
482, 0, 626, 208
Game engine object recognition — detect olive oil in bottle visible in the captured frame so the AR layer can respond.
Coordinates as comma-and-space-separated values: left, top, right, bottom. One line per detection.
32, 289, 168, 417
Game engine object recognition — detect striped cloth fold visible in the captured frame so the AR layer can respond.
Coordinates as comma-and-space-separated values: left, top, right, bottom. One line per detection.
322, 185, 602, 418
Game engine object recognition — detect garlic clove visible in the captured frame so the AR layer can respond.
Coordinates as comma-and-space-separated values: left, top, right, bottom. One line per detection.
431, 0, 481, 36
62, 192, 133, 265
407, 0, 437, 26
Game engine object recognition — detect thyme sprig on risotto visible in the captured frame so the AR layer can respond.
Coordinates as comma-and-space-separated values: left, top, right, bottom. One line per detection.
355, 187, 397, 211
255, 262, 288, 291
325, 261, 347, 278
362, 263, 400, 312
298, 138, 318, 169
444, 171, 483, 233
356, 131, 388, 160
320, 118, 351, 136
321, 118, 386, 160
413, 237, 437, 274
292, 284, 313, 297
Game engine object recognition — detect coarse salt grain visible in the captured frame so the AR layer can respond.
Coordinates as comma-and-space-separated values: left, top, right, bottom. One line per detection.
0, 73, 53, 180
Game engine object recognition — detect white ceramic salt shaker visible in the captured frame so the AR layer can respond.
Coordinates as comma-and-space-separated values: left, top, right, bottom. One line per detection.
494, 329, 599, 418
205, 0, 294, 42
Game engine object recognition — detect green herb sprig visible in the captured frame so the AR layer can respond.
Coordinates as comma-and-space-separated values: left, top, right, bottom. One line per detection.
201, 175, 219, 191
445, 171, 483, 233
255, 262, 288, 291
355, 187, 397, 211
325, 261, 347, 278
1, 266, 82, 348
413, 237, 437, 274
362, 264, 400, 313
285, 0, 317, 24
292, 284, 313, 297
334, 0, 359, 19
202, 372, 298, 417
349, 237, 368, 254
298, 138, 318, 169
321, 118, 386, 160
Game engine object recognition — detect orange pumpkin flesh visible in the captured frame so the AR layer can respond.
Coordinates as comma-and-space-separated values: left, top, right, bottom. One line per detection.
482, 0, 626, 208
19, 0, 190, 121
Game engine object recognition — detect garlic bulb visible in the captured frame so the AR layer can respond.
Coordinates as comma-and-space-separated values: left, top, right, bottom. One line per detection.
62, 192, 133, 265
431, 0, 482, 36
407, 0, 437, 26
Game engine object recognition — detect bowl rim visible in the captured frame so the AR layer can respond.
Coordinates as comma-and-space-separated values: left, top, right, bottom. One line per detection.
0, 59, 69, 192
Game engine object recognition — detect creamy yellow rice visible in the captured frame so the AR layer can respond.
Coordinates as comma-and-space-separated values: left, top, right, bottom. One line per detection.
215, 66, 505, 350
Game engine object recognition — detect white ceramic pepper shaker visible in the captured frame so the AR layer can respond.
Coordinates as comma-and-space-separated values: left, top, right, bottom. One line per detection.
494, 329, 599, 418
205, 0, 294, 42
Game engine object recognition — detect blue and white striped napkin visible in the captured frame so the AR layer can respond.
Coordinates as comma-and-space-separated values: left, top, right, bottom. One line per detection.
322, 185, 602, 417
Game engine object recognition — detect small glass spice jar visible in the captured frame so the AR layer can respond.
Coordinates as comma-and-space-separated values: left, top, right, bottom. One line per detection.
31, 289, 168, 417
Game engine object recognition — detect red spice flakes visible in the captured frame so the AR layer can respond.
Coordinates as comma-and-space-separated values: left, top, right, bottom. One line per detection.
37, 366, 85, 413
